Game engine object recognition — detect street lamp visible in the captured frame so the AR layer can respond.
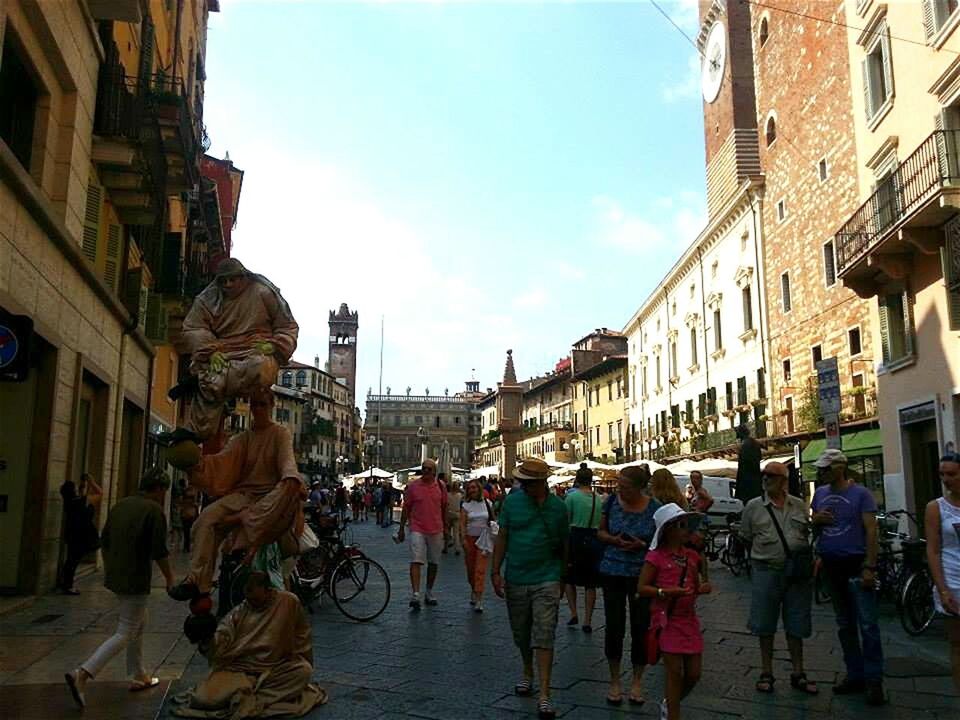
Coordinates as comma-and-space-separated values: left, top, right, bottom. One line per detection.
336, 455, 345, 478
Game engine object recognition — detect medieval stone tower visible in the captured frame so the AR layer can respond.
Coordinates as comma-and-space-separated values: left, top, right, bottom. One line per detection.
328, 303, 358, 400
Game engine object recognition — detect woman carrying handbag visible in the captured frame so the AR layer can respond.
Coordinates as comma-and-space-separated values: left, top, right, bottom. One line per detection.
564, 467, 602, 632
461, 479, 496, 612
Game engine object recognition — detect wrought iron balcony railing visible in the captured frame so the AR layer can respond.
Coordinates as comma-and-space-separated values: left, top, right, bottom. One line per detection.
836, 129, 960, 274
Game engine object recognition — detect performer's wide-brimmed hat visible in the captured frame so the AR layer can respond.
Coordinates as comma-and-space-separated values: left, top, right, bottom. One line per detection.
215, 258, 248, 278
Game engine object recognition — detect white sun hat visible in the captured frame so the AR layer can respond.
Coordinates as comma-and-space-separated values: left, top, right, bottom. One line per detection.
649, 503, 703, 551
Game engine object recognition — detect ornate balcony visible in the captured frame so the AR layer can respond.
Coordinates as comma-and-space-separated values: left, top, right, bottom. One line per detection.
835, 130, 960, 295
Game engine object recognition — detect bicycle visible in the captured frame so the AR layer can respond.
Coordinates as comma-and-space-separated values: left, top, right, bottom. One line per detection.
291, 511, 391, 622
719, 513, 751, 577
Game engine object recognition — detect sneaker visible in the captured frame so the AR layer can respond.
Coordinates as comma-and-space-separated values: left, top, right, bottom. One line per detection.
409, 593, 422, 611
865, 681, 887, 706
167, 580, 200, 602
659, 698, 668, 720
424, 591, 438, 607
832, 676, 866, 695
474, 599, 484, 613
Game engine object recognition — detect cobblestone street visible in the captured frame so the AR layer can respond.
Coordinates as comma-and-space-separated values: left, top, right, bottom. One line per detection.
2, 518, 957, 720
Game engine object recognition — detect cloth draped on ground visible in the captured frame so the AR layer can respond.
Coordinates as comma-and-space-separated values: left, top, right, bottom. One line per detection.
181, 275, 299, 439
172, 590, 327, 719
188, 424, 305, 592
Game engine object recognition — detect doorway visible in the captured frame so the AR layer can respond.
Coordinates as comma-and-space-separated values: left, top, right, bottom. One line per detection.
902, 414, 941, 517
0, 334, 57, 593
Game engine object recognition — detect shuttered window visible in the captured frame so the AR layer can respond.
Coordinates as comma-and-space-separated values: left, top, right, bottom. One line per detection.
823, 240, 836, 287
862, 21, 893, 122
104, 224, 121, 291
922, 0, 960, 41
878, 290, 915, 366
781, 272, 792, 312
82, 181, 102, 264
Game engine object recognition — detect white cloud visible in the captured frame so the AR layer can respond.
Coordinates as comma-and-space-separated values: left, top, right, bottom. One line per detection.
591, 192, 705, 255
661, 52, 701, 103
513, 287, 549, 309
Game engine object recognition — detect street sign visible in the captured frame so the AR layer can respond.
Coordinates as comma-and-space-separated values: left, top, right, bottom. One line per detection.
0, 308, 32, 382
816, 357, 841, 415
824, 413, 842, 449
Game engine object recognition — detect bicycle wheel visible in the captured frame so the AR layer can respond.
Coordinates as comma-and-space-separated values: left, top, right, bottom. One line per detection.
329, 556, 391, 622
726, 537, 743, 577
899, 568, 936, 636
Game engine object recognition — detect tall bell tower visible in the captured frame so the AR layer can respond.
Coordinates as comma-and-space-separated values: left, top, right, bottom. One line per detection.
328, 303, 358, 400
697, 0, 760, 220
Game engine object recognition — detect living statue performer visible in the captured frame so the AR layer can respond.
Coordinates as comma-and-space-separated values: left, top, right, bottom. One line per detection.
161, 257, 299, 456
174, 572, 327, 719
168, 389, 306, 602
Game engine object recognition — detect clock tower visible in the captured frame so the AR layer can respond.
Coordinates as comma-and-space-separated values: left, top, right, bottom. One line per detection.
328, 303, 358, 401
697, 0, 760, 220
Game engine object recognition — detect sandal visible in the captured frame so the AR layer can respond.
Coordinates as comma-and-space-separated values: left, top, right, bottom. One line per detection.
537, 698, 557, 719
628, 692, 645, 705
605, 689, 623, 706
756, 672, 775, 693
515, 678, 534, 696
790, 673, 819, 695
566, 616, 579, 627
130, 677, 160, 692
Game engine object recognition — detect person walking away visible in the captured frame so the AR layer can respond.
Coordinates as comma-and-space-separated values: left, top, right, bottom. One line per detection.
59, 474, 102, 594
379, 482, 394, 527
363, 485, 374, 522
461, 479, 494, 611
335, 485, 348, 522
564, 466, 602, 634
638, 503, 711, 720
373, 484, 384, 526
65, 467, 175, 708
739, 462, 817, 695
735, 425, 762, 505
445, 481, 463, 555
350, 486, 363, 522
810, 449, 885, 705
491, 459, 568, 720
397, 459, 447, 610
651, 469, 687, 510
178, 482, 200, 553
597, 465, 660, 705
925, 452, 960, 691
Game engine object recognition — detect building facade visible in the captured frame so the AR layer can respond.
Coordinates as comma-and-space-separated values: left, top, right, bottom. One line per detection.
366, 384, 481, 471
572, 354, 629, 463
752, 1, 879, 447
0, 0, 224, 594
836, 0, 960, 516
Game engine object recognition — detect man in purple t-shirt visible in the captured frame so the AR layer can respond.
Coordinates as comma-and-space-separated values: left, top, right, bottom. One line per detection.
398, 459, 447, 610
811, 449, 885, 705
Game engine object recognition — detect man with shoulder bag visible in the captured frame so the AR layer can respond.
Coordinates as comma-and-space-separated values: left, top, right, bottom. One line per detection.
739, 462, 818, 696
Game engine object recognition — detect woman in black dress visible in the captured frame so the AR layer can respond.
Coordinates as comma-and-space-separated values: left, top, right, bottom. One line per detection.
59, 474, 101, 594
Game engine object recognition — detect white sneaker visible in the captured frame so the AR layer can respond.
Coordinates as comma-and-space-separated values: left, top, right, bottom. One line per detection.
409, 592, 421, 611
659, 698, 668, 720
424, 590, 438, 606
474, 599, 484, 613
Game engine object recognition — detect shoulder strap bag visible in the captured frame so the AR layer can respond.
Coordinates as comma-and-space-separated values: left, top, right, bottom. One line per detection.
764, 503, 813, 582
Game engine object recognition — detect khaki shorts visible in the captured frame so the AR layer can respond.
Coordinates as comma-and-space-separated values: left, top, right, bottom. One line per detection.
505, 581, 563, 651
410, 531, 443, 565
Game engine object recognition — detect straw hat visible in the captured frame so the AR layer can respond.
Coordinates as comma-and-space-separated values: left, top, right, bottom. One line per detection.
513, 458, 551, 482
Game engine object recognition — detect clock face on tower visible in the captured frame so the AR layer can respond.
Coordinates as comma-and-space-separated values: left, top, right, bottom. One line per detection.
701, 20, 727, 104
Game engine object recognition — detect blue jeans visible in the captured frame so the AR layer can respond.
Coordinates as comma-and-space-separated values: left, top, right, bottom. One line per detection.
822, 555, 883, 682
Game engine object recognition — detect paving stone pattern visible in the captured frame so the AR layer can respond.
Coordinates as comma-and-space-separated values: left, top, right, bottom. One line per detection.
2, 522, 956, 719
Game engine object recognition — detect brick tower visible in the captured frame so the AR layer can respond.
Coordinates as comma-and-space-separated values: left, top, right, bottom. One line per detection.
698, 0, 761, 219
328, 303, 358, 400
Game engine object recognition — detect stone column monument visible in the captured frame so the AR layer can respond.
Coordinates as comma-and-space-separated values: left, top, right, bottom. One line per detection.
496, 349, 522, 480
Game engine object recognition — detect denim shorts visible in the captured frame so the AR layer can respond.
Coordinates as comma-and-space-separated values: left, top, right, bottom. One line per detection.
747, 560, 813, 638
505, 581, 563, 651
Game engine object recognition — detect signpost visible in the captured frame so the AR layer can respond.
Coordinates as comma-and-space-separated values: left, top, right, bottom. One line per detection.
816, 357, 842, 450
0, 309, 32, 383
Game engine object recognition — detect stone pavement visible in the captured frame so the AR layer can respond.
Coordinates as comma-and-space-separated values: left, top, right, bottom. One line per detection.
3, 520, 957, 720
161, 520, 956, 720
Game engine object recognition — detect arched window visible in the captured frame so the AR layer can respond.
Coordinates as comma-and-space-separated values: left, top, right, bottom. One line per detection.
296, 370, 307, 387
759, 17, 769, 48
765, 115, 777, 146
281, 371, 293, 387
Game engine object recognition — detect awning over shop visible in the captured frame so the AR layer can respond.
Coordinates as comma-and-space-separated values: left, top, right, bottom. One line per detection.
800, 428, 882, 464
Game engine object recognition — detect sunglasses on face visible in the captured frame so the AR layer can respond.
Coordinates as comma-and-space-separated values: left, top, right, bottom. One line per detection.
763, 473, 788, 480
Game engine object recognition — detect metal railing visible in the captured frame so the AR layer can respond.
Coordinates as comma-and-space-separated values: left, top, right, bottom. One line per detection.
836, 129, 960, 273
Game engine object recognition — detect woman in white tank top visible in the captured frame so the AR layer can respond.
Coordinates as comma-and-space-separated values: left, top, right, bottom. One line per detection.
925, 452, 960, 691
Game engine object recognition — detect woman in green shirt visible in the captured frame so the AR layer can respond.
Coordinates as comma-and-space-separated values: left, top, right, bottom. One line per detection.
564, 467, 602, 632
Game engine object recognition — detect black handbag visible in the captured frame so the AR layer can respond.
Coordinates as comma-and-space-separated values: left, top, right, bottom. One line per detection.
765, 504, 812, 582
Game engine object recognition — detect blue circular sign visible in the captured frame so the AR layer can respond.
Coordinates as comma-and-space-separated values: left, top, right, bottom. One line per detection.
0, 324, 18, 369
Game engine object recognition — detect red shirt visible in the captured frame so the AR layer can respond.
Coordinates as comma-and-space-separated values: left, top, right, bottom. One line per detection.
405, 479, 447, 535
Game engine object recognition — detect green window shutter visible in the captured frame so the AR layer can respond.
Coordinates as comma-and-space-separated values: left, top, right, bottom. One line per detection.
880, 27, 894, 102
82, 182, 102, 264
145, 292, 169, 342
878, 296, 891, 364
902, 289, 916, 358
104, 223, 121, 292
942, 245, 960, 331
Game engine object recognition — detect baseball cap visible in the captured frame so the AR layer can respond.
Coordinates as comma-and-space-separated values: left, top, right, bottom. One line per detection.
814, 448, 848, 468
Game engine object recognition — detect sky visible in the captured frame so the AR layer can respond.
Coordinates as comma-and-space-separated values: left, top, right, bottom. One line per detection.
202, 0, 708, 408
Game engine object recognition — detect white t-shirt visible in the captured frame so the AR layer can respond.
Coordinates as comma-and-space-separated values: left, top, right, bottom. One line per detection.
462, 499, 491, 537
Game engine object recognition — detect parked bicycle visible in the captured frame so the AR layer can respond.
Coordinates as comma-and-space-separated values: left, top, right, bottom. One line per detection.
719, 513, 751, 577
878, 510, 935, 636
291, 510, 391, 622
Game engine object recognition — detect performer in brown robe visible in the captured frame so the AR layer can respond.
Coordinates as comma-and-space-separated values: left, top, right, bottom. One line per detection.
170, 258, 299, 445
170, 389, 305, 600
173, 572, 327, 719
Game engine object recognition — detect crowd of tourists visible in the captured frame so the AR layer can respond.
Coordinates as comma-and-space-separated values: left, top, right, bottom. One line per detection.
393, 450, 960, 720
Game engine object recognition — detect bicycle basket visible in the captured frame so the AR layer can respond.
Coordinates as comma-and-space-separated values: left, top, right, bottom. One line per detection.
901, 538, 927, 572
